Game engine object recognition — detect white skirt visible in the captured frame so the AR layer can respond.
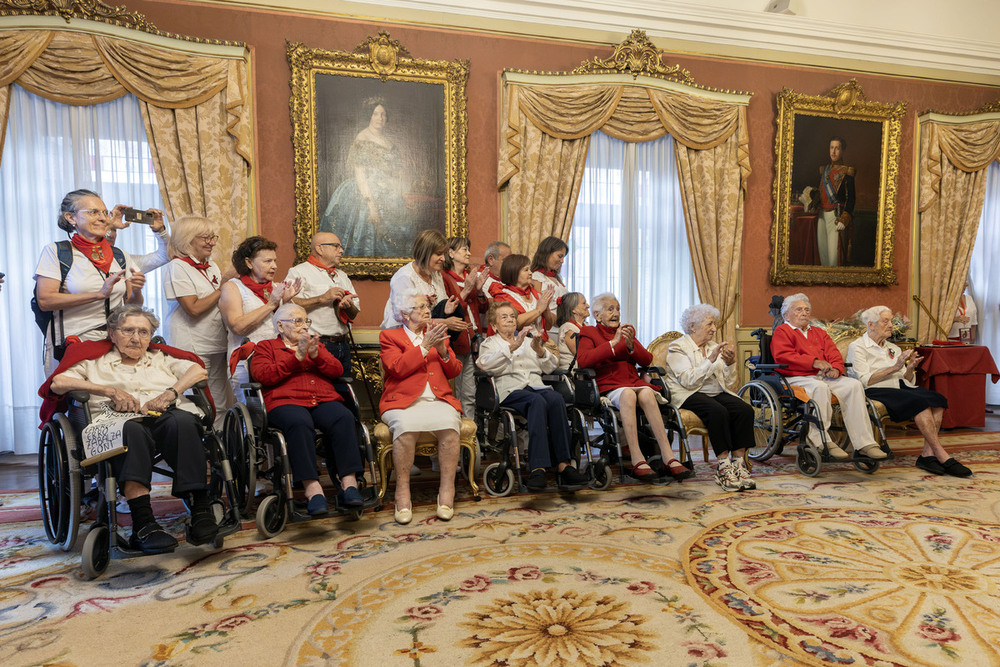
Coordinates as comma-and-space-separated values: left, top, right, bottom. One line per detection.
382, 396, 461, 441
605, 385, 668, 410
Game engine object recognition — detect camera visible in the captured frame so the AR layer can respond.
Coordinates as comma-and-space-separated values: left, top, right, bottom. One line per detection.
123, 207, 155, 225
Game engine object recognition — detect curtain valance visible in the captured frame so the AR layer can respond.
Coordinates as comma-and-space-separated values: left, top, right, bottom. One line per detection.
918, 120, 1000, 213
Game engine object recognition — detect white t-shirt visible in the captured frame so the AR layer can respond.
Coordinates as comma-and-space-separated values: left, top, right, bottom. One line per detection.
557, 321, 581, 372
381, 262, 447, 329
948, 294, 978, 339
34, 242, 138, 341
285, 261, 360, 337
532, 270, 567, 316
162, 257, 227, 355
225, 278, 277, 359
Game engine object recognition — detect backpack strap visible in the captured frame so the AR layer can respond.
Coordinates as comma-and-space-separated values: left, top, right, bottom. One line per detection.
51, 240, 75, 345
105, 246, 129, 320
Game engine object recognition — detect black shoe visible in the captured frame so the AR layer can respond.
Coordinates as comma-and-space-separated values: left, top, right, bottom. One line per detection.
941, 458, 972, 478
187, 506, 219, 546
525, 469, 547, 492
307, 494, 330, 516
557, 465, 588, 491
337, 486, 364, 508
915, 456, 946, 475
130, 522, 179, 554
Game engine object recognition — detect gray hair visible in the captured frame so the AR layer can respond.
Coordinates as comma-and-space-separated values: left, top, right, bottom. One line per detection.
780, 292, 811, 319
391, 288, 426, 325
860, 305, 892, 326
680, 304, 720, 334
107, 304, 159, 332
272, 302, 306, 332
484, 241, 510, 263
591, 292, 619, 316
58, 189, 100, 233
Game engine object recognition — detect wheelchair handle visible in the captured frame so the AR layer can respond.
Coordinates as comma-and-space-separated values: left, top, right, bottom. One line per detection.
67, 390, 92, 403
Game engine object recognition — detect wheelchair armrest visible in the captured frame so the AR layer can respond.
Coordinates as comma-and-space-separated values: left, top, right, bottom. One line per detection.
239, 381, 264, 390
473, 368, 495, 378
334, 375, 354, 384
752, 363, 788, 371
185, 381, 214, 425
573, 368, 596, 379
67, 390, 92, 403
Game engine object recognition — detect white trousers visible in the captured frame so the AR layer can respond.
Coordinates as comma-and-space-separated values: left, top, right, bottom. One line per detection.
816, 210, 840, 267
786, 374, 876, 451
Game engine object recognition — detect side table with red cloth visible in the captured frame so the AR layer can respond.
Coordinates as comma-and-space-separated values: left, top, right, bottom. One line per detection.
915, 345, 999, 428
789, 205, 820, 265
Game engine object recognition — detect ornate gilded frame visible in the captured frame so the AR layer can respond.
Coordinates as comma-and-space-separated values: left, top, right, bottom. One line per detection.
288, 33, 469, 279
770, 80, 906, 285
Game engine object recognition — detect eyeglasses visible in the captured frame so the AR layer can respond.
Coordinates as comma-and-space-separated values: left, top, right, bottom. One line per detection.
116, 327, 152, 339
76, 208, 110, 218
278, 318, 312, 326
319, 242, 343, 249
196, 234, 220, 243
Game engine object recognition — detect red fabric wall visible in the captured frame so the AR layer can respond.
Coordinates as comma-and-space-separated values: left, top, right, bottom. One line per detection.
129, 0, 1000, 328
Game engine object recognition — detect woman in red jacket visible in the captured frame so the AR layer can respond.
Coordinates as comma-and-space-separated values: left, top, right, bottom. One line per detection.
249, 304, 365, 516
576, 293, 692, 482
380, 289, 463, 524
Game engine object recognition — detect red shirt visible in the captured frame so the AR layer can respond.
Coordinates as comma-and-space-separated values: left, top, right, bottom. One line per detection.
249, 337, 344, 410
576, 323, 654, 393
379, 327, 463, 414
770, 322, 845, 376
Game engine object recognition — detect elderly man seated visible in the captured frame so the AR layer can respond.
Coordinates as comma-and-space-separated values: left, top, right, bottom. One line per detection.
41, 304, 216, 553
771, 293, 886, 460
847, 305, 970, 477
577, 292, 692, 481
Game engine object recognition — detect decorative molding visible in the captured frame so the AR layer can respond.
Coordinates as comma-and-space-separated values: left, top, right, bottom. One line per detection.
573, 29, 693, 84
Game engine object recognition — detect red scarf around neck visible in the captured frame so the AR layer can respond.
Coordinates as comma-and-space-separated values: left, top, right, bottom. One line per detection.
179, 256, 218, 286
506, 283, 539, 299
307, 255, 337, 276
240, 274, 273, 304
71, 234, 114, 273
444, 268, 467, 285
538, 268, 559, 278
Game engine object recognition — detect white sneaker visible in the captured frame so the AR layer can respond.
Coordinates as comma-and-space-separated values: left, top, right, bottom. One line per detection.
858, 445, 888, 460
733, 458, 756, 490
826, 444, 850, 460
714, 459, 743, 492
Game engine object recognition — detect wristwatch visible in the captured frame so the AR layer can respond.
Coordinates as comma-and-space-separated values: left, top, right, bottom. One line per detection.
165, 387, 179, 401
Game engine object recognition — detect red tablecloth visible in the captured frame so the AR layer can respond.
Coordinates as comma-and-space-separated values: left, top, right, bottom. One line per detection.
916, 345, 999, 428
789, 206, 820, 265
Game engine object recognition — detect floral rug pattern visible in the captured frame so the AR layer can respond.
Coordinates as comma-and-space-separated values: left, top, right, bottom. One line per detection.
0, 447, 999, 666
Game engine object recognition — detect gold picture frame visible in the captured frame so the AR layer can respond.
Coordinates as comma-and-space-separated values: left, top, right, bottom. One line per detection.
288, 33, 469, 279
770, 80, 906, 285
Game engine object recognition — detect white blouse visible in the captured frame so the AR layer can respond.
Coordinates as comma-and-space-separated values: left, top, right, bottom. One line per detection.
476, 333, 557, 402
846, 332, 915, 389
381, 262, 447, 329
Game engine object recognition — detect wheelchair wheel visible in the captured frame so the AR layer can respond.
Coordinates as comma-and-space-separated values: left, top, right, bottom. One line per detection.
853, 458, 880, 474
796, 443, 822, 477
589, 462, 612, 491
224, 404, 257, 517
738, 382, 783, 462
38, 415, 82, 552
255, 494, 287, 538
81, 525, 110, 580
482, 462, 515, 497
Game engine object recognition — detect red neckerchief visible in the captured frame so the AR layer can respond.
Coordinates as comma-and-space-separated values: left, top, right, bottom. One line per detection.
179, 256, 218, 286
444, 268, 466, 285
506, 283, 539, 299
538, 268, 558, 278
240, 274, 272, 304
71, 234, 114, 273
307, 255, 336, 276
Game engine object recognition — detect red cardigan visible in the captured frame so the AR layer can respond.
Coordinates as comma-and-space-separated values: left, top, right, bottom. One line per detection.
249, 337, 344, 410
379, 327, 463, 414
770, 322, 845, 376
576, 323, 654, 393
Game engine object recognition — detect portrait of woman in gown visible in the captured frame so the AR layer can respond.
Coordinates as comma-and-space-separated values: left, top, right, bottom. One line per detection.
320, 97, 412, 257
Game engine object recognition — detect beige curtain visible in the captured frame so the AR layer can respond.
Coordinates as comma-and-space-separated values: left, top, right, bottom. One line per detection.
0, 29, 251, 259
916, 120, 1000, 342
498, 80, 750, 344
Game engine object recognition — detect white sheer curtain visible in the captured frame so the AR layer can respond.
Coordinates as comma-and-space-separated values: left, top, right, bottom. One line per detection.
563, 130, 698, 343
0, 85, 165, 455
968, 160, 1000, 405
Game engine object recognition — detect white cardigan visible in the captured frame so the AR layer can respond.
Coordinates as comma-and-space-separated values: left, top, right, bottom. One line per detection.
663, 333, 737, 407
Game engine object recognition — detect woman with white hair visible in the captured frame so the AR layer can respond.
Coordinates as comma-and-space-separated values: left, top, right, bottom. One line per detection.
847, 305, 970, 477
577, 293, 692, 481
379, 288, 463, 524
665, 304, 755, 491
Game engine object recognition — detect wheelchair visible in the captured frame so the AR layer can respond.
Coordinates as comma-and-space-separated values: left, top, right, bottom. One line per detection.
222, 361, 380, 538
38, 381, 241, 579
737, 327, 891, 477
472, 368, 608, 496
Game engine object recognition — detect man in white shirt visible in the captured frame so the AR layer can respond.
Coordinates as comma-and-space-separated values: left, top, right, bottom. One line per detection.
287, 232, 360, 371
947, 282, 978, 342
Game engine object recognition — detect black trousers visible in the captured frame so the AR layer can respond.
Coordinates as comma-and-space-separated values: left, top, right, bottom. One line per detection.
267, 401, 362, 484
321, 339, 351, 376
680, 391, 755, 457
113, 408, 207, 496
501, 388, 572, 470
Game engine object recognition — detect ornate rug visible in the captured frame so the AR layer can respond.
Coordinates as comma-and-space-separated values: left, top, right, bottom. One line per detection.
2, 448, 1000, 666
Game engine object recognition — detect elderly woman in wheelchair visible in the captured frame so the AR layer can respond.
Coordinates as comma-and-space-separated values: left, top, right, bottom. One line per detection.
772, 293, 886, 461
248, 303, 367, 517
42, 305, 217, 554
665, 304, 756, 492
576, 293, 692, 482
380, 289, 464, 524
848, 305, 971, 477
476, 301, 589, 492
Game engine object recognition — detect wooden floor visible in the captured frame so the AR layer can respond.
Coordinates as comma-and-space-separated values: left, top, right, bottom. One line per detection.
4, 407, 1000, 493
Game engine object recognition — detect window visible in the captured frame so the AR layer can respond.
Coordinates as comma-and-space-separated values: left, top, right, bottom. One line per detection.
968, 161, 1000, 405
0, 86, 165, 454
564, 130, 698, 343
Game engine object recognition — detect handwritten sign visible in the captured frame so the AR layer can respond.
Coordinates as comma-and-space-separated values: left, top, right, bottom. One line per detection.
80, 405, 144, 466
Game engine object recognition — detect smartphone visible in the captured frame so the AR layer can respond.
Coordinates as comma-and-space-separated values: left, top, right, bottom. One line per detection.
123, 207, 155, 225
